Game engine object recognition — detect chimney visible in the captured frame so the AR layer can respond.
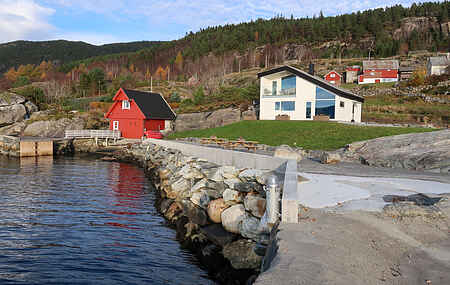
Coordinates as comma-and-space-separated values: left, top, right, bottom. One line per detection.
309, 63, 315, 76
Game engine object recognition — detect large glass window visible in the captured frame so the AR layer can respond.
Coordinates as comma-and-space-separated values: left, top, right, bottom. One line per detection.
272, 81, 277, 96
306, 102, 311, 119
281, 101, 295, 111
315, 87, 335, 119
281, 76, 296, 90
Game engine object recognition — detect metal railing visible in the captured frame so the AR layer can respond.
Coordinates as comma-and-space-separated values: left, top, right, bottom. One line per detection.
65, 130, 121, 139
263, 87, 296, 96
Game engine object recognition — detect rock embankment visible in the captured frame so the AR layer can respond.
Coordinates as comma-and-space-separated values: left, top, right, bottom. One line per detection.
337, 130, 450, 173
114, 142, 269, 283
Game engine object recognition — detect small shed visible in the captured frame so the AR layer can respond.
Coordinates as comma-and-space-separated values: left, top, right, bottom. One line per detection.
399, 67, 415, 81
323, 70, 342, 85
105, 88, 176, 139
345, 66, 361, 83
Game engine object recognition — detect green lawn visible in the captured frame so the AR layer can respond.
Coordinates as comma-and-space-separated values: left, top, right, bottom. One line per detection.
167, 121, 437, 150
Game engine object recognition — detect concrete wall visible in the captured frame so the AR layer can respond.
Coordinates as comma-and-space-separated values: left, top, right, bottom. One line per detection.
144, 138, 299, 223
260, 74, 362, 122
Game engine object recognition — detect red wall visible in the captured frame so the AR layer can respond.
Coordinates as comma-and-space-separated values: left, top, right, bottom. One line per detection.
109, 119, 144, 139
144, 120, 165, 131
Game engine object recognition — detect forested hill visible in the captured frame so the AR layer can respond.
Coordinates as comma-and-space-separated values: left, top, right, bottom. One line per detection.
1, 2, 449, 85
0, 40, 163, 73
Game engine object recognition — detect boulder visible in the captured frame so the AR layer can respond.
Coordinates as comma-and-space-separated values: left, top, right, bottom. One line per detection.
235, 182, 263, 193
190, 190, 211, 209
200, 224, 235, 247
244, 193, 266, 218
23, 117, 85, 138
192, 178, 225, 197
180, 200, 209, 226
179, 164, 204, 180
223, 178, 242, 189
222, 239, 263, 269
0, 121, 26, 136
223, 188, 244, 204
0, 92, 26, 106
320, 152, 342, 164
0, 104, 27, 127
239, 169, 265, 183
165, 177, 191, 199
274, 145, 303, 162
221, 204, 246, 234
239, 214, 261, 241
207, 198, 228, 223
343, 130, 450, 173
24, 101, 38, 114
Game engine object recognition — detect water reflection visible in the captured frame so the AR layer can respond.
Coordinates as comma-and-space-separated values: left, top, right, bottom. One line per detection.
0, 156, 215, 285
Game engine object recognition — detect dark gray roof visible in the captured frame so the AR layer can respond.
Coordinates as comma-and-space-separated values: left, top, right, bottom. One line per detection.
257, 65, 364, 103
363, 60, 399, 70
123, 89, 176, 120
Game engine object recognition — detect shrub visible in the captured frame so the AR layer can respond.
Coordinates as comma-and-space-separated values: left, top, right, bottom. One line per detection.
193, 86, 205, 105
13, 76, 31, 88
15, 86, 46, 109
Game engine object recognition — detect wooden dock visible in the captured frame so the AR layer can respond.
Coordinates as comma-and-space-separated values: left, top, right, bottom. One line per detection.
65, 130, 121, 146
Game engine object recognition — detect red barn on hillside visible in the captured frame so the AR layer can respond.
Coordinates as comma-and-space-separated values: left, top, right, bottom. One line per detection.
358, 60, 399, 84
323, 70, 342, 85
105, 88, 176, 139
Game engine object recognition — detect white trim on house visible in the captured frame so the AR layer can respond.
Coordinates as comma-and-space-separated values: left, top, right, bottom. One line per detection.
122, 100, 130, 109
113, 121, 119, 130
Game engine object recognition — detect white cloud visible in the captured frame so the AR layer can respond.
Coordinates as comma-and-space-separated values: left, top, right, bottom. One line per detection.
0, 0, 55, 43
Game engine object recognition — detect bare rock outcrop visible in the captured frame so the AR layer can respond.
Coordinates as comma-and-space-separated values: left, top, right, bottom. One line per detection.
23, 117, 85, 138
342, 130, 450, 173
0, 92, 37, 128
175, 107, 241, 132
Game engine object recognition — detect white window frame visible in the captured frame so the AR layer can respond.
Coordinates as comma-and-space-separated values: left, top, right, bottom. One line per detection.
122, 100, 130, 110
113, 121, 119, 130
330, 73, 335, 78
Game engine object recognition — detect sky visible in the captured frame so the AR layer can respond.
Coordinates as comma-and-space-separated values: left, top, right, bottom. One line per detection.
0, 0, 432, 45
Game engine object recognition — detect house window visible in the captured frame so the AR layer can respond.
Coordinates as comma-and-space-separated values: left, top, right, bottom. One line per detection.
315, 87, 335, 119
113, 121, 119, 130
306, 102, 312, 119
275, 102, 280, 110
272, 81, 277, 96
340, 101, 345, 108
281, 101, 295, 111
122, 100, 130, 109
330, 73, 335, 78
281, 75, 296, 90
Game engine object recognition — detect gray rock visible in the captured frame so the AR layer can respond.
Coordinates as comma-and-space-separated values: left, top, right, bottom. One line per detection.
23, 117, 85, 138
200, 224, 236, 247
223, 178, 242, 189
244, 193, 266, 218
178, 164, 204, 180
242, 109, 257, 121
175, 108, 241, 132
239, 214, 261, 241
274, 145, 303, 162
344, 130, 450, 173
0, 121, 26, 136
239, 168, 265, 184
0, 92, 26, 107
222, 239, 263, 269
221, 204, 246, 234
191, 178, 225, 196
223, 188, 244, 204
180, 200, 209, 226
235, 182, 263, 193
0, 104, 27, 127
190, 190, 211, 209
165, 177, 191, 199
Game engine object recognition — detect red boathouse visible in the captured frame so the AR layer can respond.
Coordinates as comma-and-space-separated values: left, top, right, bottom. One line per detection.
105, 88, 176, 139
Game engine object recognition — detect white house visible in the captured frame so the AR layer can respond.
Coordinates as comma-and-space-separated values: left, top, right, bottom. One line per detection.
258, 65, 364, 122
427, 57, 449, 76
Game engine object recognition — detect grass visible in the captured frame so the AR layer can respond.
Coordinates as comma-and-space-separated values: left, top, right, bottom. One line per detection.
167, 120, 437, 150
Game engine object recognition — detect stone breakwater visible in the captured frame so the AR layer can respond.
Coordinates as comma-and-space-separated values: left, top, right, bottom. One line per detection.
0, 135, 20, 157
114, 142, 271, 284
